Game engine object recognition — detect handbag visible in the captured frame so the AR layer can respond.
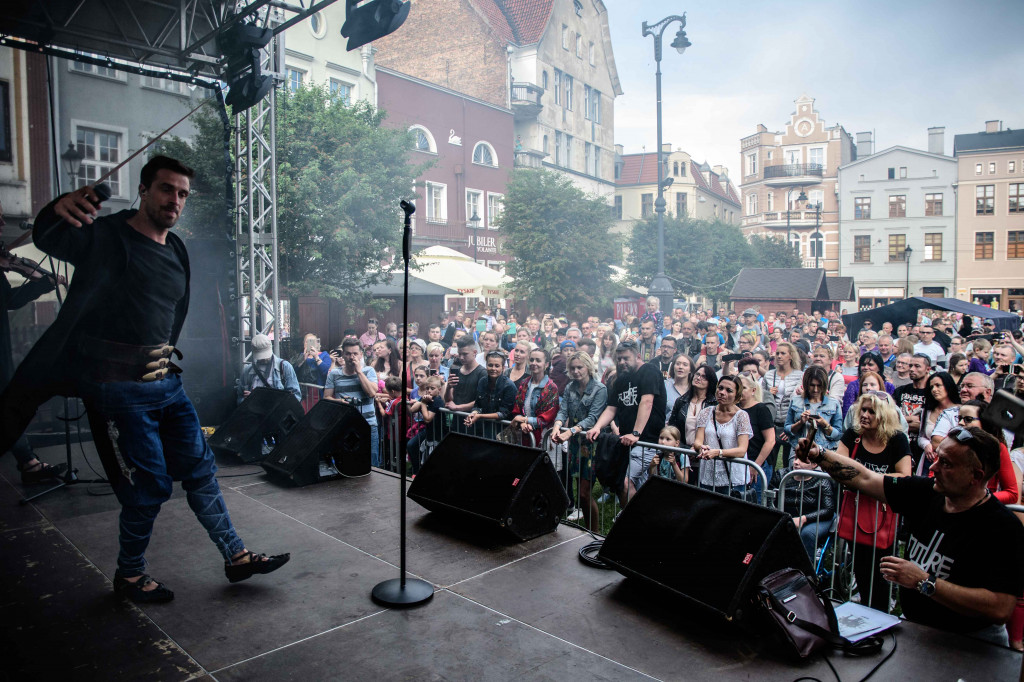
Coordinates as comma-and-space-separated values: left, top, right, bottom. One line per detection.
836, 438, 899, 547
755, 567, 882, 659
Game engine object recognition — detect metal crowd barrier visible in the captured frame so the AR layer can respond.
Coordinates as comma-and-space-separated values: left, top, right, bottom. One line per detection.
550, 431, 769, 536
298, 382, 323, 413
378, 406, 535, 476
777, 469, 899, 615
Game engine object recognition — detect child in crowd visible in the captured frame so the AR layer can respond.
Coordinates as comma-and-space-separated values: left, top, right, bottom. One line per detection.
648, 426, 689, 484
407, 375, 445, 475
380, 376, 404, 469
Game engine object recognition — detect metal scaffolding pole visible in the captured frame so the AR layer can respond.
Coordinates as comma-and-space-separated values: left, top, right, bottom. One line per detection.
234, 28, 282, 373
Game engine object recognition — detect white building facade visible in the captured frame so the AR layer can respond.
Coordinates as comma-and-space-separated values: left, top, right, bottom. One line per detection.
838, 139, 956, 309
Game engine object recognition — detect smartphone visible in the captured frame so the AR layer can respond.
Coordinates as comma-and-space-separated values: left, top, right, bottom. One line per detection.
428, 368, 438, 376
829, 335, 839, 342
983, 389, 1024, 433
306, 337, 318, 352
476, 319, 487, 333
509, 322, 517, 334
805, 420, 818, 446
722, 353, 743, 363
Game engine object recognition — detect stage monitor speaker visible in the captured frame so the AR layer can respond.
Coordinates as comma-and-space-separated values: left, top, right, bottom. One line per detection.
208, 388, 303, 463
407, 433, 570, 542
597, 476, 811, 622
260, 399, 371, 486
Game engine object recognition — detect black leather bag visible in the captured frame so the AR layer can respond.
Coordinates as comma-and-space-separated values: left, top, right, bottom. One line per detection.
755, 568, 882, 659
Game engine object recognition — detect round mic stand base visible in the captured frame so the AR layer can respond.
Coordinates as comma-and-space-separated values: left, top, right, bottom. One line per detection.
371, 577, 434, 608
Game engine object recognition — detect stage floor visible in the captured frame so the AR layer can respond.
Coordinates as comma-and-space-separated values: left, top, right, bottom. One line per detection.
1, 442, 1020, 681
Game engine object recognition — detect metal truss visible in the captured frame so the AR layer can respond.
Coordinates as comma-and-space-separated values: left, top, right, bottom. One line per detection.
234, 27, 281, 366
0, 0, 339, 82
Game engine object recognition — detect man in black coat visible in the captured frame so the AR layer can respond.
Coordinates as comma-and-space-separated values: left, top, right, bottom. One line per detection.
0, 156, 289, 603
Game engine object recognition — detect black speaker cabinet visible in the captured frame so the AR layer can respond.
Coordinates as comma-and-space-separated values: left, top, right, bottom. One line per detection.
208, 388, 304, 463
407, 433, 570, 542
261, 399, 371, 486
598, 477, 812, 622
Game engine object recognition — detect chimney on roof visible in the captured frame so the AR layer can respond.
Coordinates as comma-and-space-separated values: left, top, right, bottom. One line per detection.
756, 124, 767, 133
856, 131, 873, 157
615, 144, 624, 156
927, 127, 944, 155
985, 120, 1003, 133
712, 165, 727, 179
661, 143, 672, 154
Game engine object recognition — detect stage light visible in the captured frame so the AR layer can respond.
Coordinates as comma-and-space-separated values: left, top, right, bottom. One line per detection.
218, 22, 275, 111
340, 0, 411, 51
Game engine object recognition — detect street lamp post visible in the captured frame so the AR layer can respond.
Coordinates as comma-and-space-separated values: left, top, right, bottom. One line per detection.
469, 210, 481, 264
61, 141, 84, 190
642, 12, 690, 310
904, 245, 913, 297
786, 187, 808, 257
808, 200, 822, 269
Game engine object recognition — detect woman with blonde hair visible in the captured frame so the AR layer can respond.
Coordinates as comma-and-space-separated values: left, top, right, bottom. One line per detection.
838, 342, 860, 383
763, 341, 803, 463
837, 390, 912, 611
893, 336, 915, 358
737, 372, 776, 491
504, 340, 531, 391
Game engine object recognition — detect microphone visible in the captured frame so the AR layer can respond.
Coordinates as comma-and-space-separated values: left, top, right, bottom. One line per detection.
400, 199, 415, 216
19, 221, 33, 230
91, 182, 113, 206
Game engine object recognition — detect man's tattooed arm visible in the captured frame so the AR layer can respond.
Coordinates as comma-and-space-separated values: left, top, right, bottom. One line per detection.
818, 453, 861, 482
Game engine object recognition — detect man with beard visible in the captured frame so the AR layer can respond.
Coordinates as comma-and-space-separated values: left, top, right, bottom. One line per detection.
648, 335, 677, 378
893, 353, 932, 462
0, 156, 289, 603
586, 340, 666, 500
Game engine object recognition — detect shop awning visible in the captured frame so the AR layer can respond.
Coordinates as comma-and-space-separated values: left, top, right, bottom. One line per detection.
412, 246, 512, 299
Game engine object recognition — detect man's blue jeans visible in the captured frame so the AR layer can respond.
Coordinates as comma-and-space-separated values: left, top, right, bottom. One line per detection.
82, 375, 245, 578
369, 421, 380, 468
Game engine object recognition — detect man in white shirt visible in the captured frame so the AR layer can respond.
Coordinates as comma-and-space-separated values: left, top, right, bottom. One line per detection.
913, 325, 945, 365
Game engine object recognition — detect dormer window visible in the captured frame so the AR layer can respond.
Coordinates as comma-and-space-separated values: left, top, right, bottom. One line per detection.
574, 0, 583, 16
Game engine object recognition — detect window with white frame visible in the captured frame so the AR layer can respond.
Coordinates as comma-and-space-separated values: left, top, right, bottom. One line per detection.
329, 79, 352, 105
746, 193, 758, 216
790, 233, 802, 255
553, 70, 561, 106
564, 74, 574, 111
487, 193, 503, 229
576, 34, 582, 58
562, 25, 568, 49
70, 60, 123, 80
75, 125, 124, 196
593, 147, 601, 179
809, 147, 824, 170
286, 68, 305, 93
584, 86, 592, 120
425, 182, 447, 222
766, 192, 774, 212
786, 149, 800, 165
746, 152, 757, 177
140, 75, 183, 94
411, 126, 434, 153
590, 89, 601, 123
466, 189, 483, 226
589, 42, 595, 65
554, 131, 562, 165
585, 143, 592, 175
810, 232, 824, 258
565, 135, 573, 167
473, 142, 497, 167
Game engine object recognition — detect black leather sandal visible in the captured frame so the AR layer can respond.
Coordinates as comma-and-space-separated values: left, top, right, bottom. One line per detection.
19, 461, 68, 485
225, 550, 291, 583
113, 574, 174, 603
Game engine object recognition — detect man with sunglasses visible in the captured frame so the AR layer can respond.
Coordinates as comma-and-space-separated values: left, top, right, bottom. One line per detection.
796, 427, 1024, 644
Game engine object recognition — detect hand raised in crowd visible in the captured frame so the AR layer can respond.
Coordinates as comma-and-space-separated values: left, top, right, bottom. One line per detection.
54, 185, 103, 228
794, 437, 817, 463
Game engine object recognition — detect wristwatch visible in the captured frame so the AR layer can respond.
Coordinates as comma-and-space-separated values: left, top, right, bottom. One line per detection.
631, 430, 640, 437
916, 571, 937, 597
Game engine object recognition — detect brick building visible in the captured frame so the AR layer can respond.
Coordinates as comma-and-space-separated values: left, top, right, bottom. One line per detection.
739, 95, 856, 275
374, 0, 621, 199
377, 67, 514, 267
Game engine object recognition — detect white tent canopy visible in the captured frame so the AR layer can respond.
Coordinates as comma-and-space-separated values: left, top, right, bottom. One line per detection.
413, 246, 512, 299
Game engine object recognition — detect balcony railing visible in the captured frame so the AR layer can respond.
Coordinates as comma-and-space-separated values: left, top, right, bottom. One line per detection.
510, 83, 543, 120
763, 163, 824, 180
740, 210, 825, 227
514, 148, 546, 169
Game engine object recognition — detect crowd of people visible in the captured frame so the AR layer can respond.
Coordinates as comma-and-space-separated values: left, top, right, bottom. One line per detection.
239, 295, 1024, 648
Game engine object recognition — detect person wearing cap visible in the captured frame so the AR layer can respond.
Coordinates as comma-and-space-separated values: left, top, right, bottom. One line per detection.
548, 339, 576, 394
796, 426, 1024, 644
241, 334, 301, 403
738, 308, 765, 347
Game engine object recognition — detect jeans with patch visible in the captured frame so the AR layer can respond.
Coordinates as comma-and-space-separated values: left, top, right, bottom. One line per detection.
82, 375, 245, 578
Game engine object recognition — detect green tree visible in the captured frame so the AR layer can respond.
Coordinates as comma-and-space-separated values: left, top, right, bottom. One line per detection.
496, 169, 621, 317
747, 233, 803, 269
275, 84, 426, 303
154, 99, 233, 240
156, 85, 427, 310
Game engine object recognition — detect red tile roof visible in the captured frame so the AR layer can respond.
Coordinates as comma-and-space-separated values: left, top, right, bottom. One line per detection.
617, 152, 740, 206
470, 0, 553, 46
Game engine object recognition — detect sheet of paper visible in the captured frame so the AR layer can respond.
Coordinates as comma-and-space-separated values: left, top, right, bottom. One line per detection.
834, 601, 901, 642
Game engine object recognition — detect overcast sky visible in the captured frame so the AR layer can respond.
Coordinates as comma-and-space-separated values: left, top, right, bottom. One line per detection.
607, 0, 1024, 174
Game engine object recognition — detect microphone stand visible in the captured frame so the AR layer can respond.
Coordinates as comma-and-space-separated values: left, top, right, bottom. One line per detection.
370, 200, 434, 607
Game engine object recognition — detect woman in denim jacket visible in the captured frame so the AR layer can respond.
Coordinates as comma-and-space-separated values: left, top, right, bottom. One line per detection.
550, 351, 607, 531
784, 365, 843, 464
